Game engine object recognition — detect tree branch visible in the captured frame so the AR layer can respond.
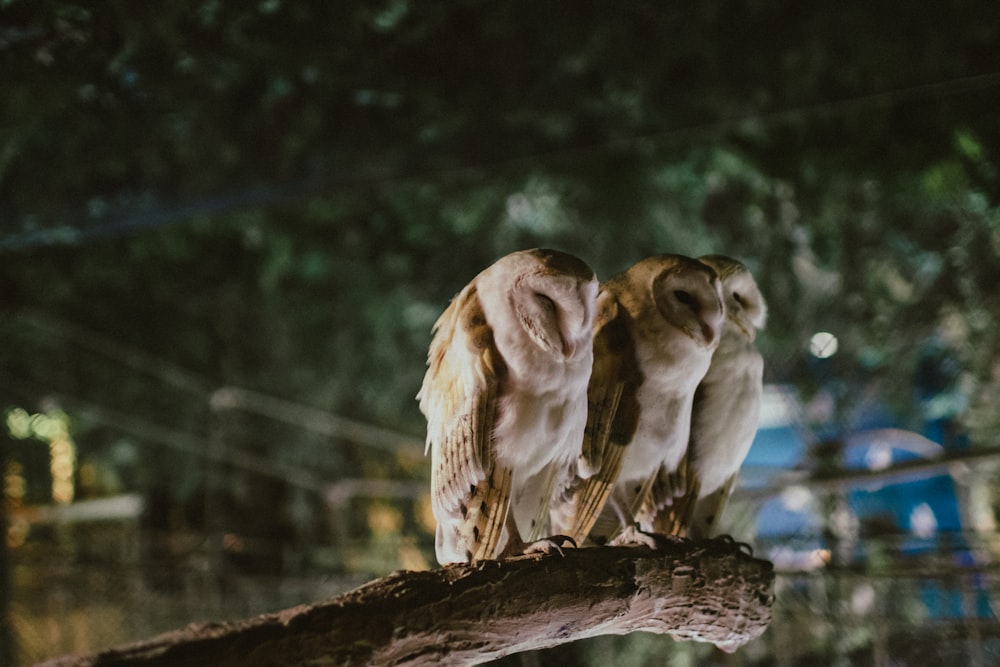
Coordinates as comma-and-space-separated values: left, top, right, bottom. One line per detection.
40, 538, 774, 667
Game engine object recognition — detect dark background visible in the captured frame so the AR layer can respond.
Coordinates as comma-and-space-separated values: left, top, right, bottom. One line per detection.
3, 2, 1000, 664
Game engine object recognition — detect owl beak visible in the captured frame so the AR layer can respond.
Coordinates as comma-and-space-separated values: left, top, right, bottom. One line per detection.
562, 339, 577, 359
683, 309, 722, 348
701, 322, 719, 347
701, 301, 724, 348
731, 312, 756, 342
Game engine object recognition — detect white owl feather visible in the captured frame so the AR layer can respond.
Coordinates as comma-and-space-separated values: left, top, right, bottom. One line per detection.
550, 254, 725, 544
654, 255, 767, 538
418, 248, 597, 564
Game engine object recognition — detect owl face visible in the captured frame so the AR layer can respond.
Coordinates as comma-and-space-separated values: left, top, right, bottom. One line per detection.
508, 250, 598, 361
700, 256, 767, 342
648, 257, 725, 349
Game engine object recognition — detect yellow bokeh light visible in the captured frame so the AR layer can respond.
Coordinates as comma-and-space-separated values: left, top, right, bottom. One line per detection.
367, 502, 403, 536
7, 516, 30, 549
414, 493, 437, 536
49, 433, 76, 504
52, 480, 75, 505
397, 538, 431, 571
5, 407, 77, 504
4, 460, 26, 505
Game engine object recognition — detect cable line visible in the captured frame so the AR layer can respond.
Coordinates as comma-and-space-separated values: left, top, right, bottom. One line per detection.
3, 70, 999, 251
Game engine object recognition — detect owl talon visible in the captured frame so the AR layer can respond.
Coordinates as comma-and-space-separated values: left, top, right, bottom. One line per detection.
609, 523, 658, 548
522, 534, 577, 557
610, 524, 680, 549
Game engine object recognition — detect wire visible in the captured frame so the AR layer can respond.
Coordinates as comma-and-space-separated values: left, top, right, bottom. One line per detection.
15, 310, 209, 395
3, 70, 1000, 251
1, 181, 317, 252
7, 311, 426, 455
210, 387, 424, 455
0, 371, 327, 491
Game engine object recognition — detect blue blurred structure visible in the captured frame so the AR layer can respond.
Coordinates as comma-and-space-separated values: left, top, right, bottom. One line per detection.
742, 384, 996, 620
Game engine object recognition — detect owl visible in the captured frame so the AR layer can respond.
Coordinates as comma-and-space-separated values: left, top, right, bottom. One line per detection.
550, 254, 725, 545
650, 256, 767, 538
418, 248, 598, 564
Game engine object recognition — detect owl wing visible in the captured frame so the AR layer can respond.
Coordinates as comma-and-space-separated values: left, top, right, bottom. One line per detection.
555, 288, 640, 543
420, 283, 512, 562
644, 455, 699, 536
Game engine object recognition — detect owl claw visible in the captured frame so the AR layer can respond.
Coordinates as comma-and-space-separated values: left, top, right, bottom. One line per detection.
522, 534, 578, 557
609, 524, 681, 549
609, 524, 658, 548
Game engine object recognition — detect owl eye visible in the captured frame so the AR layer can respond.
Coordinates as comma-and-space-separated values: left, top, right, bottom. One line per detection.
733, 292, 745, 307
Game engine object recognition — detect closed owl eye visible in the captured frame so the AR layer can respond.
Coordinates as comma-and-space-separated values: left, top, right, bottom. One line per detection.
534, 292, 557, 314
674, 290, 696, 307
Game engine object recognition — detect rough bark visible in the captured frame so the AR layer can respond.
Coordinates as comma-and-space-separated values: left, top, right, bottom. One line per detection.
40, 538, 774, 667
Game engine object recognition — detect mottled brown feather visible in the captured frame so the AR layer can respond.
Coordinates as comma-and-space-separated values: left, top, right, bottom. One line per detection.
460, 464, 514, 561
556, 286, 643, 543
685, 474, 736, 539
644, 455, 701, 536
424, 283, 514, 560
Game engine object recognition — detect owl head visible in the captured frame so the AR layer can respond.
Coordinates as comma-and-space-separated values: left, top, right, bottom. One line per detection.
699, 255, 767, 342
502, 248, 598, 360
618, 254, 725, 349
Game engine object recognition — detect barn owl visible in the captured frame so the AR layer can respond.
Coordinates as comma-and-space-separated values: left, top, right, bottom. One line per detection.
550, 254, 724, 545
418, 248, 598, 564
649, 256, 767, 538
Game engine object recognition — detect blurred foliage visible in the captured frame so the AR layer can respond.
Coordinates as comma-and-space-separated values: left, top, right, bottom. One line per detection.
2, 0, 1000, 662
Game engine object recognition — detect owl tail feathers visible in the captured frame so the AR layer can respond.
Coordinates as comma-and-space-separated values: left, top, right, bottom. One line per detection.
649, 495, 694, 538
551, 442, 627, 545
549, 488, 604, 547
685, 476, 736, 540
643, 469, 700, 538
525, 465, 559, 543
436, 464, 513, 564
